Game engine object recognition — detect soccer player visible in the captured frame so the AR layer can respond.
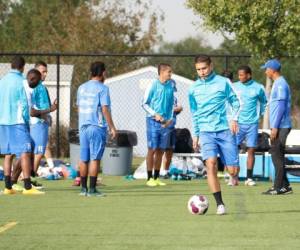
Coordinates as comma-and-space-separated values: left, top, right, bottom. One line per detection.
142, 63, 174, 187
161, 80, 183, 176
30, 61, 57, 178
34, 61, 56, 170
11, 64, 57, 191
189, 55, 241, 215
234, 66, 267, 186
77, 61, 117, 196
261, 59, 293, 195
0, 56, 44, 195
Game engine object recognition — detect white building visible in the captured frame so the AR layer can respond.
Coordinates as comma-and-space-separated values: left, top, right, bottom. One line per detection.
105, 66, 194, 156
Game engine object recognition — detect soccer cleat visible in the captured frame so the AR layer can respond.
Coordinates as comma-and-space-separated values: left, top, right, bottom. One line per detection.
3, 188, 17, 195
31, 184, 44, 190
12, 184, 24, 192
87, 189, 105, 197
227, 176, 238, 186
278, 186, 293, 195
72, 177, 81, 186
245, 178, 256, 186
155, 178, 167, 186
79, 187, 88, 196
31, 178, 44, 189
262, 188, 279, 195
146, 178, 157, 187
22, 187, 45, 195
216, 204, 226, 215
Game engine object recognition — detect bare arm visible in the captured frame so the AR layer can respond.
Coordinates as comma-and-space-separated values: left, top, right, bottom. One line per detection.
30, 99, 58, 117
102, 105, 117, 139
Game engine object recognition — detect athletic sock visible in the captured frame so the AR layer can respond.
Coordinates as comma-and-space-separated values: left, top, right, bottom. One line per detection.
46, 158, 55, 169
247, 169, 253, 179
213, 191, 224, 206
147, 171, 153, 180
76, 171, 80, 178
89, 176, 97, 191
31, 169, 36, 178
154, 170, 160, 180
81, 176, 87, 189
4, 175, 12, 189
23, 178, 32, 190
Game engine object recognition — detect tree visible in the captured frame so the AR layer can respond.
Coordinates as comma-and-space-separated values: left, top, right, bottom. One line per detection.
149, 37, 213, 79
186, 0, 300, 58
0, 0, 162, 128
186, 0, 300, 128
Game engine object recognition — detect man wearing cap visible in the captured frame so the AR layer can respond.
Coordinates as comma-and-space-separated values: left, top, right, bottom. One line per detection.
261, 59, 293, 195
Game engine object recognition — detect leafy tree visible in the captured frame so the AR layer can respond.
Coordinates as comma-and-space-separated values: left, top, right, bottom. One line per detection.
186, 0, 300, 127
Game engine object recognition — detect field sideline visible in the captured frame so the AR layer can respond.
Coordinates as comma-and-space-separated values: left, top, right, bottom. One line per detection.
0, 173, 300, 250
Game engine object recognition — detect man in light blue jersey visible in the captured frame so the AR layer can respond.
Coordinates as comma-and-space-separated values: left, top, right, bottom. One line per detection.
77, 61, 117, 197
0, 56, 44, 195
234, 65, 267, 186
10, 67, 57, 191
30, 62, 57, 178
189, 55, 241, 215
34, 61, 56, 171
142, 63, 174, 187
261, 59, 293, 195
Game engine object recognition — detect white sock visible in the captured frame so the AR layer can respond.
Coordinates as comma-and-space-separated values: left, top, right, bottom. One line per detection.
47, 158, 55, 169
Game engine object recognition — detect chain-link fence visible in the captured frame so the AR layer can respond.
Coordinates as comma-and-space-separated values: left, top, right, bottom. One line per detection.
0, 52, 299, 157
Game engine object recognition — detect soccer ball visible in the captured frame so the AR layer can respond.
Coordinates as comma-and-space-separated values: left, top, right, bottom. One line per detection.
187, 195, 209, 215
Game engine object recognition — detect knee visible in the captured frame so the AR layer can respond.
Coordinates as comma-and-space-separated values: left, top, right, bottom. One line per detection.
227, 167, 239, 176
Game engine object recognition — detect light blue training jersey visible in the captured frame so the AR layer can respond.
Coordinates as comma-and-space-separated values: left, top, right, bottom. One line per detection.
31, 81, 51, 124
233, 79, 267, 124
0, 70, 29, 125
142, 79, 174, 121
77, 80, 111, 129
188, 72, 241, 136
269, 76, 292, 128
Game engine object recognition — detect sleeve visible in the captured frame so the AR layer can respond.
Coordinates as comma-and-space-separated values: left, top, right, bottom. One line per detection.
99, 87, 110, 107
225, 80, 241, 121
142, 83, 156, 116
276, 83, 289, 101
188, 88, 199, 137
258, 85, 268, 116
20, 86, 30, 124
272, 100, 286, 128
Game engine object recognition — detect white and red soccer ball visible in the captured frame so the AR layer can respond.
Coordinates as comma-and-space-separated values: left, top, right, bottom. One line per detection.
187, 195, 209, 215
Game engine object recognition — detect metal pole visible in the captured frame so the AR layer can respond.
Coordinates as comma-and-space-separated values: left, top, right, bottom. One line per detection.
56, 54, 60, 158
225, 56, 229, 71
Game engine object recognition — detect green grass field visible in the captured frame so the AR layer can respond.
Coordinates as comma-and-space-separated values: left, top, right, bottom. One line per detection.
1, 174, 300, 250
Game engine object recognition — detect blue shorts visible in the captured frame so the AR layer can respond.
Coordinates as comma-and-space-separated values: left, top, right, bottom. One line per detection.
236, 123, 258, 148
146, 118, 175, 150
80, 125, 107, 162
199, 129, 239, 167
30, 122, 49, 155
0, 124, 32, 156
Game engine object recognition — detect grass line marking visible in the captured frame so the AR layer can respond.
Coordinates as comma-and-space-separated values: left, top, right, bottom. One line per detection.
0, 222, 18, 234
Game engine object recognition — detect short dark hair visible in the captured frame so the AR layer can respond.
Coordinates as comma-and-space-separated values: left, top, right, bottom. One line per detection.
27, 68, 42, 78
221, 70, 234, 81
158, 63, 171, 75
11, 56, 25, 70
35, 61, 47, 68
90, 61, 106, 77
238, 65, 252, 75
194, 55, 212, 65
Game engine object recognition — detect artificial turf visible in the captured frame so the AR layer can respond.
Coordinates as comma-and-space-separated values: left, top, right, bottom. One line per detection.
0, 175, 300, 250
